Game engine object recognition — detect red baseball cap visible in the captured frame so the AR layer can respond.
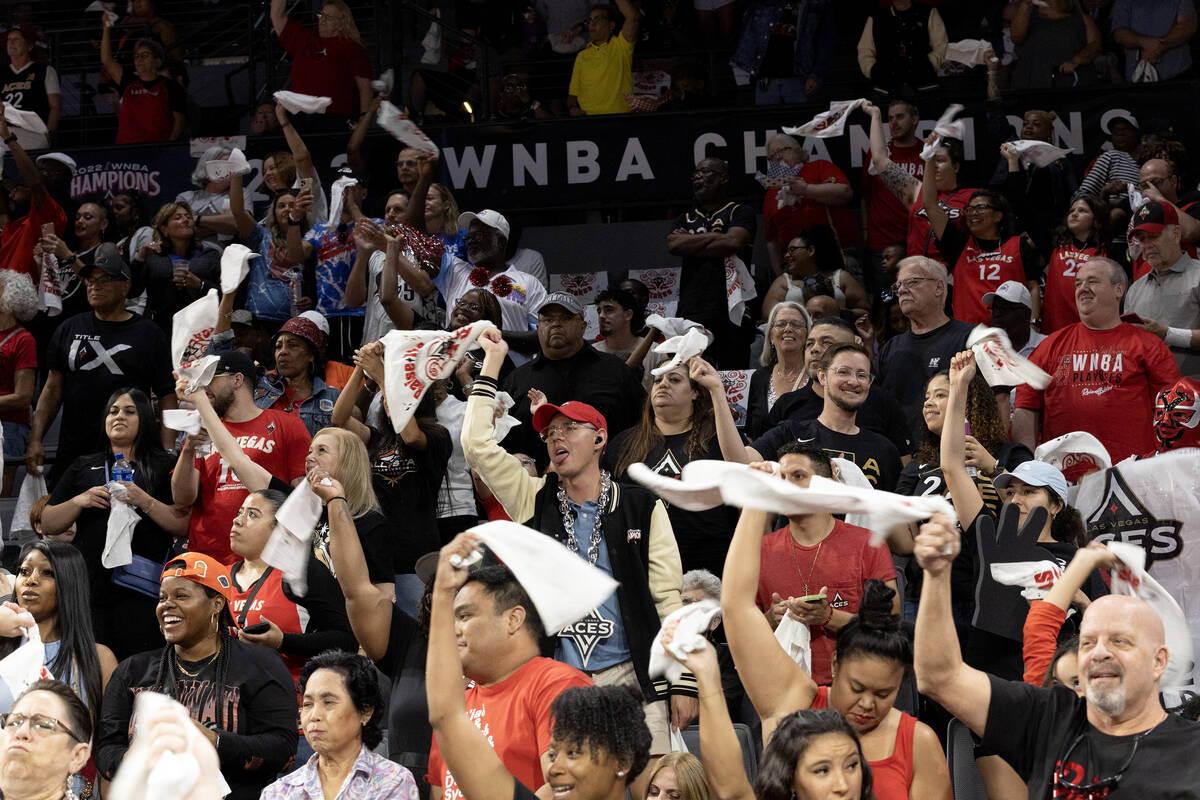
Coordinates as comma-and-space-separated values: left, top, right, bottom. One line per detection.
161, 552, 233, 604
1131, 200, 1179, 235
532, 401, 608, 434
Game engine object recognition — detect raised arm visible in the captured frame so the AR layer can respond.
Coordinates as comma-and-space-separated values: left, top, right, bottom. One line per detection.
346, 95, 382, 174
99, 20, 123, 84
286, 189, 315, 263
311, 473, 394, 661
228, 170, 255, 241
427, 532, 519, 800
1023, 544, 1116, 684
177, 378, 271, 491
403, 156, 437, 231
721, 504, 816, 741
913, 513, 992, 735
921, 133, 950, 239
275, 102, 318, 180
689, 358, 752, 464
939, 351, 985, 525
615, 0, 639, 42
269, 0, 288, 37
0, 107, 44, 204
331, 360, 372, 444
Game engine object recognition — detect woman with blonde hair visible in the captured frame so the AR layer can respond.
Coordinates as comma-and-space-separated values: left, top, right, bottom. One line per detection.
133, 201, 221, 335
646, 752, 710, 800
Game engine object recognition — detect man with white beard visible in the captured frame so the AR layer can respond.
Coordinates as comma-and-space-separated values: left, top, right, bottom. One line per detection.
912, 511, 1200, 798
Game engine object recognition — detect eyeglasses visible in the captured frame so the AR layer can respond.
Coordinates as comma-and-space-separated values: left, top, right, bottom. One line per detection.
454, 298, 483, 314
826, 366, 872, 383
1138, 175, 1173, 190
785, 243, 811, 254
771, 320, 807, 330
85, 274, 121, 286
1, 713, 82, 742
539, 421, 596, 442
767, 145, 796, 161
891, 277, 935, 293
1053, 731, 1144, 795
965, 204, 999, 215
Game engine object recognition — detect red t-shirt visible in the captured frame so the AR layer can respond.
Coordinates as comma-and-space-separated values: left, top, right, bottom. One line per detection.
116, 74, 185, 144
764, 159, 858, 251
0, 193, 65, 279
862, 142, 924, 251
229, 564, 306, 685
811, 686, 916, 800
755, 520, 896, 686
0, 325, 35, 424
1043, 244, 1101, 334
1014, 323, 1180, 462
951, 235, 1029, 325
187, 409, 310, 564
278, 19, 371, 117
906, 188, 972, 264
426, 657, 592, 799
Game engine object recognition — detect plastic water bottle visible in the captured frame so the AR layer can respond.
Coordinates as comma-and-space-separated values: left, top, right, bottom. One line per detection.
112, 453, 134, 484
288, 269, 303, 317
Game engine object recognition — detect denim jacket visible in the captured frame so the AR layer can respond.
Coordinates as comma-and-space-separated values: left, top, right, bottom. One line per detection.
252, 372, 339, 437
731, 0, 835, 81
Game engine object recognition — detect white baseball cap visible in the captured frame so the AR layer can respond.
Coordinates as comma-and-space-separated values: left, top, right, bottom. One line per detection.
36, 152, 77, 175
982, 280, 1032, 310
299, 310, 330, 335
458, 209, 510, 240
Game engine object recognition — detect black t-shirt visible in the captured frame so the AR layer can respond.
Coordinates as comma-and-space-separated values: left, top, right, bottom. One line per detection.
46, 312, 174, 466
604, 428, 740, 577
377, 606, 432, 778
48, 451, 176, 601
311, 507, 394, 584
1, 62, 52, 121
983, 675, 1200, 799
368, 422, 452, 574
750, 418, 902, 491
876, 319, 974, 437
96, 639, 298, 800
673, 201, 756, 323
768, 381, 914, 455
136, 247, 223, 331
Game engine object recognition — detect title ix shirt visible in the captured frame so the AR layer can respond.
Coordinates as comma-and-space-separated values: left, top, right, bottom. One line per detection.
1015, 323, 1179, 462
188, 409, 309, 564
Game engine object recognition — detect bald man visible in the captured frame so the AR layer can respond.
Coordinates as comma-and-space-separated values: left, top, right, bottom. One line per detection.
913, 513, 1200, 797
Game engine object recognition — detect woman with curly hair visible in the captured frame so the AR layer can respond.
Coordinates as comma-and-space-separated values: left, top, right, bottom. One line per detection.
721, 493, 952, 800
427, 533, 652, 800
603, 357, 741, 577
261, 649, 420, 798
1042, 194, 1108, 333
132, 201, 221, 335
0, 269, 39, 493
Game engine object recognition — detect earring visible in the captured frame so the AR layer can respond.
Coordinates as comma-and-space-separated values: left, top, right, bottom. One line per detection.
616, 771, 626, 777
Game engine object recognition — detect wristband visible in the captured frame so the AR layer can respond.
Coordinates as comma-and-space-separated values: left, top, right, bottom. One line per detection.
1166, 327, 1192, 348
822, 605, 834, 626
325, 495, 348, 507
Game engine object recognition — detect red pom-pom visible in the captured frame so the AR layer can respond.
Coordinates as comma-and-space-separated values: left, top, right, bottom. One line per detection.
468, 267, 489, 287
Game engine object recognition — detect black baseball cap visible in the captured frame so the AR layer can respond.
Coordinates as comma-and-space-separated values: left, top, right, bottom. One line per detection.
79, 242, 131, 281
213, 350, 257, 384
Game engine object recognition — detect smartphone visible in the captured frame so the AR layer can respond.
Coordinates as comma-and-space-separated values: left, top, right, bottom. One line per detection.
799, 593, 827, 603
297, 177, 314, 195
243, 622, 270, 635
1120, 312, 1145, 324
40, 222, 55, 238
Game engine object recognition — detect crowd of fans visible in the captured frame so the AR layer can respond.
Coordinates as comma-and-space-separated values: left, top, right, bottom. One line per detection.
0, 1, 1193, 800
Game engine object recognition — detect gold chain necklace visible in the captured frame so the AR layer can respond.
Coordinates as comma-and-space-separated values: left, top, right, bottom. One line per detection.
174, 641, 220, 678
789, 536, 825, 597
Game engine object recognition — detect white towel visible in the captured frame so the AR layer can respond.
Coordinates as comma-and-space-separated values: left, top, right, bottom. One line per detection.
381, 322, 495, 434
86, 1, 119, 27
219, 243, 254, 295
920, 104, 966, 160
261, 479, 324, 596
377, 100, 438, 156
628, 461, 956, 545
4, 106, 46, 135
774, 612, 812, 674
204, 147, 252, 181
38, 260, 61, 317
420, 8, 442, 65
651, 327, 712, 376
644, 314, 708, 339
326, 175, 357, 227
1132, 59, 1159, 84
967, 325, 1051, 389
464, 520, 619, 634
272, 90, 332, 115
1034, 432, 1111, 478
162, 409, 203, 435
944, 39, 992, 67
493, 390, 521, 442
101, 483, 140, 569
108, 692, 232, 800
989, 559, 1063, 600
783, 99, 867, 139
0, 624, 52, 701
1006, 139, 1072, 169
1106, 540, 1193, 693
371, 68, 394, 96
171, 290, 221, 392
649, 599, 721, 683
832, 457, 873, 530
726, 255, 757, 325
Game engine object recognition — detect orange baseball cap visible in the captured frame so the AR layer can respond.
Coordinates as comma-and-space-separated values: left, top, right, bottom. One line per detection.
161, 552, 233, 604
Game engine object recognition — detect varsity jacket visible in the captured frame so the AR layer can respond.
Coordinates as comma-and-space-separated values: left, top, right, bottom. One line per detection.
462, 375, 694, 701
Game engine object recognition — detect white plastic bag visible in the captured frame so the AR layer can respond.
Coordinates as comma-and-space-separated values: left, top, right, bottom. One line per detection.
10, 473, 47, 542
669, 727, 690, 753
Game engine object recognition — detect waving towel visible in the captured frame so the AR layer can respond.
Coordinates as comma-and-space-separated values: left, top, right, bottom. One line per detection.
377, 100, 438, 156
219, 243, 254, 295
1006, 139, 1072, 169
945, 39, 992, 67
381, 321, 496, 433
649, 599, 722, 683
921, 104, 966, 160
783, 99, 867, 139
261, 478, 324, 596
171, 290, 220, 392
651, 326, 712, 376
968, 325, 1052, 389
273, 90, 332, 115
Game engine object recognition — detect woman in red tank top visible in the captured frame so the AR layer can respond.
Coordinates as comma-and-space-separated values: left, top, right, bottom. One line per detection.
722, 502, 954, 800
1043, 195, 1108, 333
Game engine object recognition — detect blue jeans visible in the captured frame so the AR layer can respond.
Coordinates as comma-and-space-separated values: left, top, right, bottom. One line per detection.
755, 77, 808, 105
2, 421, 28, 462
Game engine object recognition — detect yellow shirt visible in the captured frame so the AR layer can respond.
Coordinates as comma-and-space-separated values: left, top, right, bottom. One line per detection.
568, 33, 635, 115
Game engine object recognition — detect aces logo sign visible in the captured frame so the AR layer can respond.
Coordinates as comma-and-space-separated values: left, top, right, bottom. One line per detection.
1085, 468, 1183, 566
